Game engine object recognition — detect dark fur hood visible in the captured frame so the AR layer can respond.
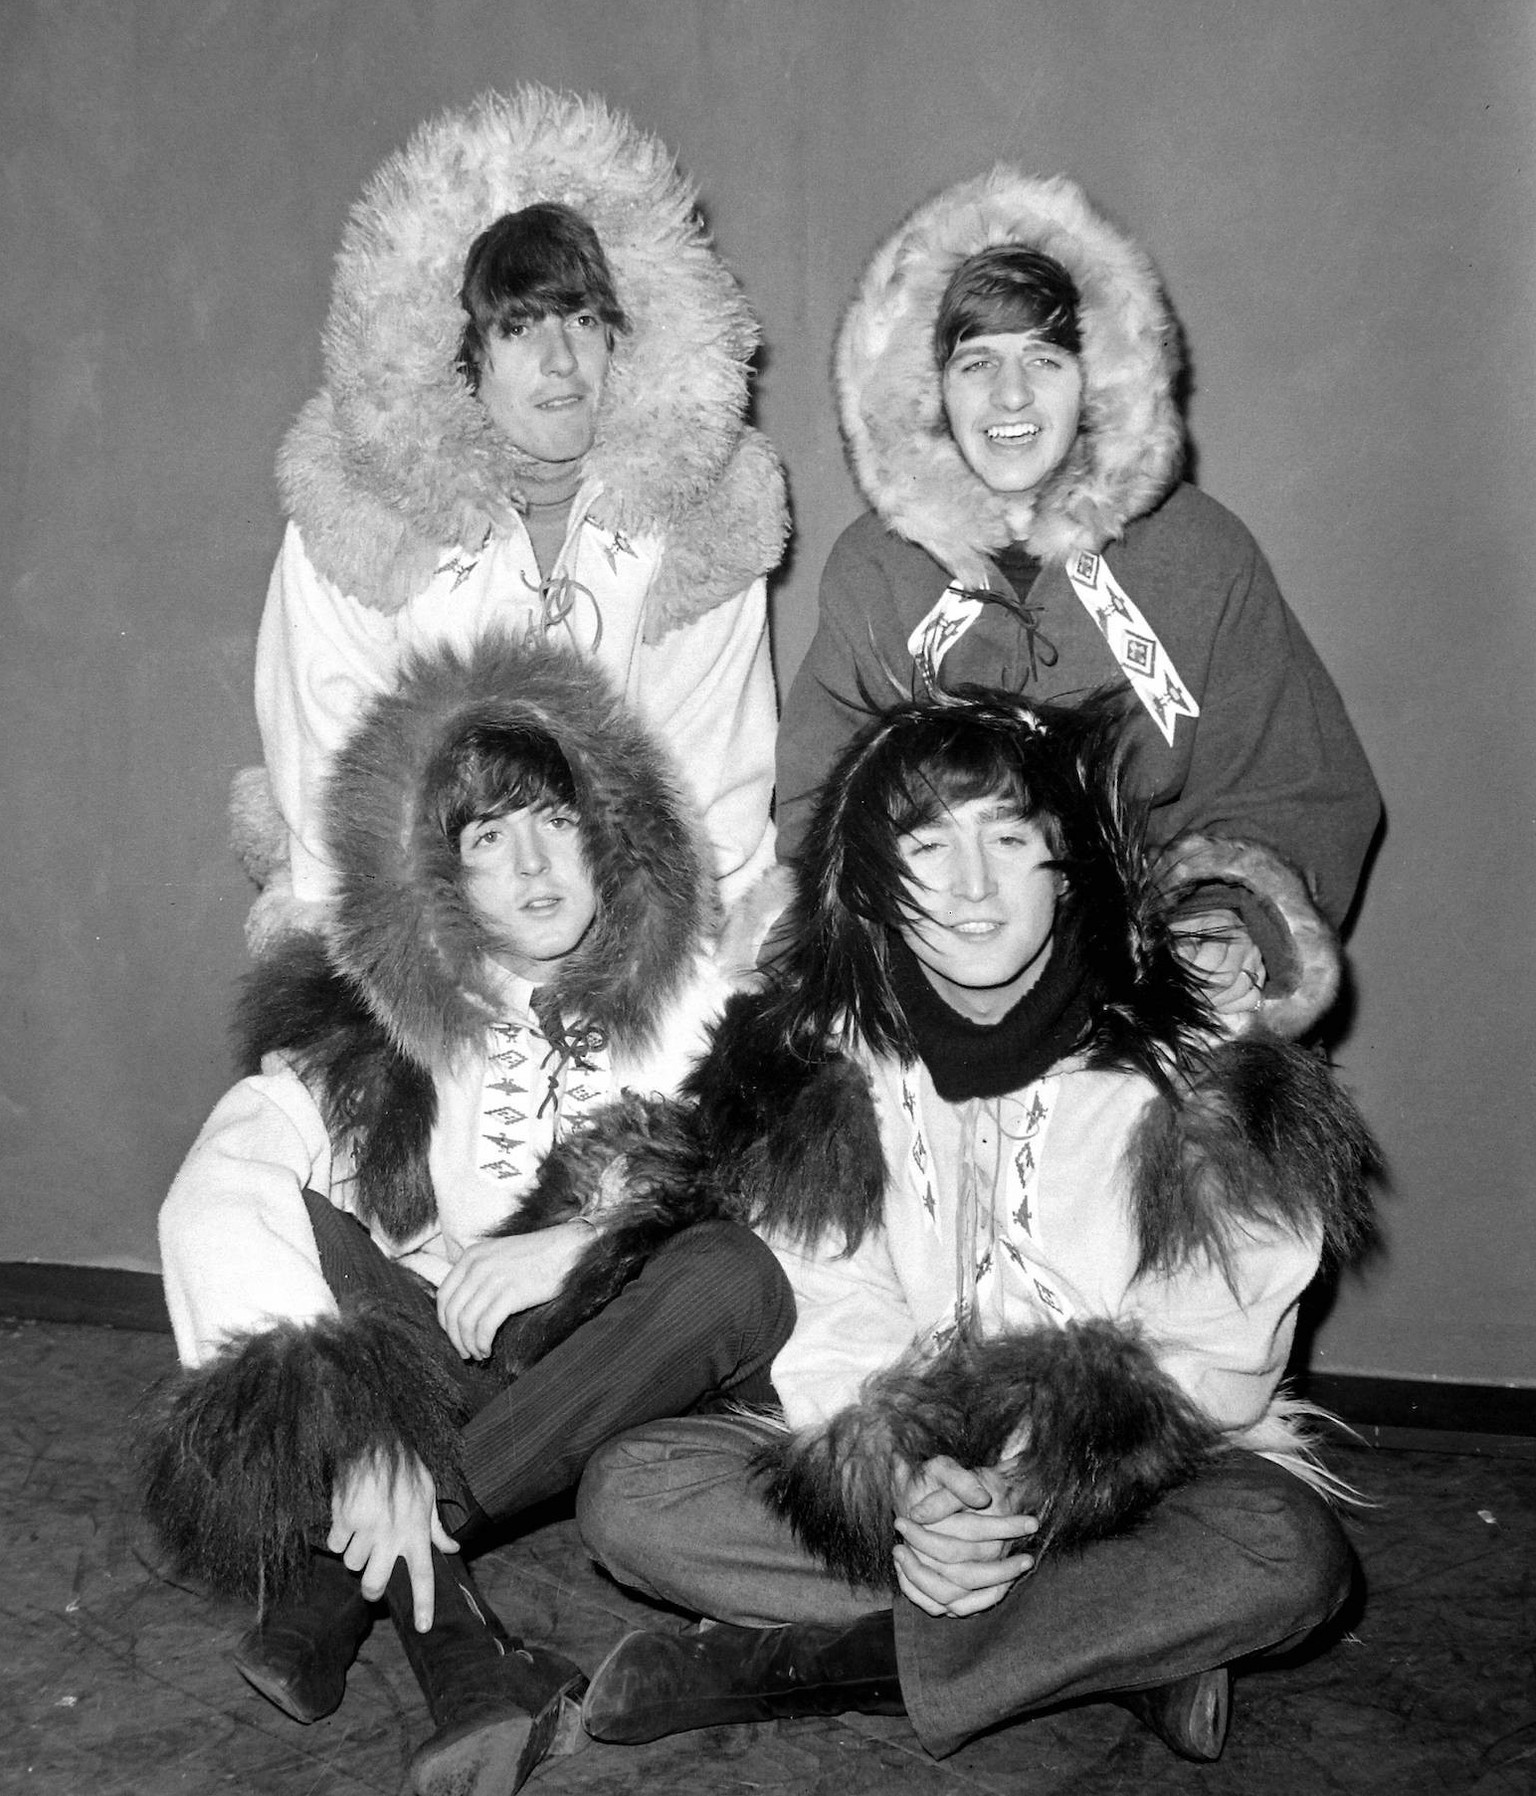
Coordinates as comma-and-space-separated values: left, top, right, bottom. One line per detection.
324, 633, 711, 1068
279, 86, 787, 640
836, 168, 1183, 586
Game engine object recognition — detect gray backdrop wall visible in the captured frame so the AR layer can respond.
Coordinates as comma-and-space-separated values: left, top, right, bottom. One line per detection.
3, 0, 1531, 1386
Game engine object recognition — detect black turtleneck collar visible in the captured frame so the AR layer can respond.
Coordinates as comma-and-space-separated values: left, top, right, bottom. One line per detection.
886, 918, 1091, 1102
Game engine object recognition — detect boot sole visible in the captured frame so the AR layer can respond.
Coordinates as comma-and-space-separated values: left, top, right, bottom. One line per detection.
409, 1681, 586, 1796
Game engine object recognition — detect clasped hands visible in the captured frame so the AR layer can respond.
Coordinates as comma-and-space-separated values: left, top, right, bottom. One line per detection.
892, 1455, 1040, 1618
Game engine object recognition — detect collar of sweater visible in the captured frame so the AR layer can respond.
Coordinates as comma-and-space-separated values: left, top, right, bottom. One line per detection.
887, 920, 1090, 1102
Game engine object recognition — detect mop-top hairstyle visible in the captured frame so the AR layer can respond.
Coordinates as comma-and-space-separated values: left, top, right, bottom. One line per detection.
456, 200, 631, 389
430, 718, 581, 845
769, 686, 1208, 1074
933, 244, 1082, 367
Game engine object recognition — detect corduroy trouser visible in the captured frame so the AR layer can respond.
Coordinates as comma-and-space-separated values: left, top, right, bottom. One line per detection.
301, 1193, 794, 1529
576, 1412, 1358, 1757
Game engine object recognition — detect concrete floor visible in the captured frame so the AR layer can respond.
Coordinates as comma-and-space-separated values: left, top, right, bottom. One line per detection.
4, 1314, 1533, 1796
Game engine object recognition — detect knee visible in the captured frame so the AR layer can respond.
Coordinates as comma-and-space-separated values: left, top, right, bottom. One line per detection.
576, 1424, 698, 1584
1241, 1461, 1359, 1638
651, 1221, 795, 1354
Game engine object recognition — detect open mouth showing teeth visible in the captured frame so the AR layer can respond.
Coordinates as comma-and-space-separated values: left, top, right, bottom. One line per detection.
985, 423, 1041, 443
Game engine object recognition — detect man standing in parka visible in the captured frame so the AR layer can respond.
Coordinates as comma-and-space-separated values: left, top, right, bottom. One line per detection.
243, 86, 787, 947
775, 168, 1380, 1017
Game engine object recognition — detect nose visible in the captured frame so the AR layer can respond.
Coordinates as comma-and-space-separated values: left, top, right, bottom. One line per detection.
507, 814, 551, 877
993, 355, 1034, 410
540, 319, 579, 376
950, 835, 997, 902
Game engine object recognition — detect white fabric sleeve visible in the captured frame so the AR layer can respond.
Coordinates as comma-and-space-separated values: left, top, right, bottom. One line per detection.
1124, 1217, 1323, 1432
254, 523, 403, 904
768, 1228, 922, 1432
636, 579, 778, 907
158, 1065, 340, 1369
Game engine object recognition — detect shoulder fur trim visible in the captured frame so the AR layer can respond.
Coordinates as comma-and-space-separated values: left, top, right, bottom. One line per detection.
836, 168, 1183, 583
279, 86, 786, 632
326, 634, 711, 1067
1130, 1034, 1378, 1284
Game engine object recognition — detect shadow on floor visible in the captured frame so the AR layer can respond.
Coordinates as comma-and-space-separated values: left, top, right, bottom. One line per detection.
3, 1318, 1532, 1795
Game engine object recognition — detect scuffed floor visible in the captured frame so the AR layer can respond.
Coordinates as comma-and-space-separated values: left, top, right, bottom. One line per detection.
3, 1317, 1532, 1795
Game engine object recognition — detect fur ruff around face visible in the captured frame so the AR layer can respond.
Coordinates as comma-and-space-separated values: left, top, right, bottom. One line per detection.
836, 168, 1183, 585
325, 632, 712, 1068
279, 86, 787, 639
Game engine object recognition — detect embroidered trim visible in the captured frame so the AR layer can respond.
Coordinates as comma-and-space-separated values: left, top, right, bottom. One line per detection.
1064, 550, 1198, 746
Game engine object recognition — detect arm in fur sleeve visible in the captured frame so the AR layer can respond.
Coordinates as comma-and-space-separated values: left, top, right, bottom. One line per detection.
144, 1065, 468, 1608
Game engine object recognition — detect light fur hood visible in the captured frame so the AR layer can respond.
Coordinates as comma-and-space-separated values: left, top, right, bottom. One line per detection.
279, 86, 787, 641
325, 634, 711, 1068
836, 168, 1184, 586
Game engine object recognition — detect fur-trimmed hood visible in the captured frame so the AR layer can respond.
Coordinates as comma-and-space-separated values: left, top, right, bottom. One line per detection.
324, 632, 711, 1068
279, 86, 787, 640
836, 168, 1183, 586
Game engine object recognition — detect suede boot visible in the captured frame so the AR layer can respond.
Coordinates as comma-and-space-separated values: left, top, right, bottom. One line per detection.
232, 1549, 375, 1724
1113, 1665, 1231, 1761
582, 1612, 905, 1744
388, 1550, 587, 1796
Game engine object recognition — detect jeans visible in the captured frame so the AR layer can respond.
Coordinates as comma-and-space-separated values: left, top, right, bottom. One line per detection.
577, 1412, 1358, 1757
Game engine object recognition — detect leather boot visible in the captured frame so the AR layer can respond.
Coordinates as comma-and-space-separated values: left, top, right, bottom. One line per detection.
388, 1550, 587, 1796
1113, 1665, 1231, 1761
232, 1549, 375, 1724
582, 1611, 905, 1744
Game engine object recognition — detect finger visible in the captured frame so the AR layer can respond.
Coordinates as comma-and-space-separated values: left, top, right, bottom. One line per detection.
941, 1578, 1026, 1618
402, 1536, 436, 1632
893, 1549, 950, 1617
914, 1457, 994, 1514
896, 1512, 1035, 1559
430, 1510, 460, 1555
916, 1507, 1039, 1543
897, 1535, 1035, 1592
357, 1541, 395, 1603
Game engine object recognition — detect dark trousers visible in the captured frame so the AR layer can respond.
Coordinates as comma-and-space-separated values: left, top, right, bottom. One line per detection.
578, 1412, 1357, 1758
301, 1192, 794, 1529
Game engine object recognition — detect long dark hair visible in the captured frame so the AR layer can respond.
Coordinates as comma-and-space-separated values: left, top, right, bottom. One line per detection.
764, 686, 1206, 1080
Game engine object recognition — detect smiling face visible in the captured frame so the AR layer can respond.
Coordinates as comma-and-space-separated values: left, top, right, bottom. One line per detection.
896, 795, 1063, 1023
941, 331, 1083, 496
476, 310, 611, 465
459, 804, 599, 982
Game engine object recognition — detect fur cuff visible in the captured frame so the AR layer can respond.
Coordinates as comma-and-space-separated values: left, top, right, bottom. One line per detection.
753, 1318, 1218, 1590
137, 1305, 467, 1608
1158, 833, 1341, 1038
